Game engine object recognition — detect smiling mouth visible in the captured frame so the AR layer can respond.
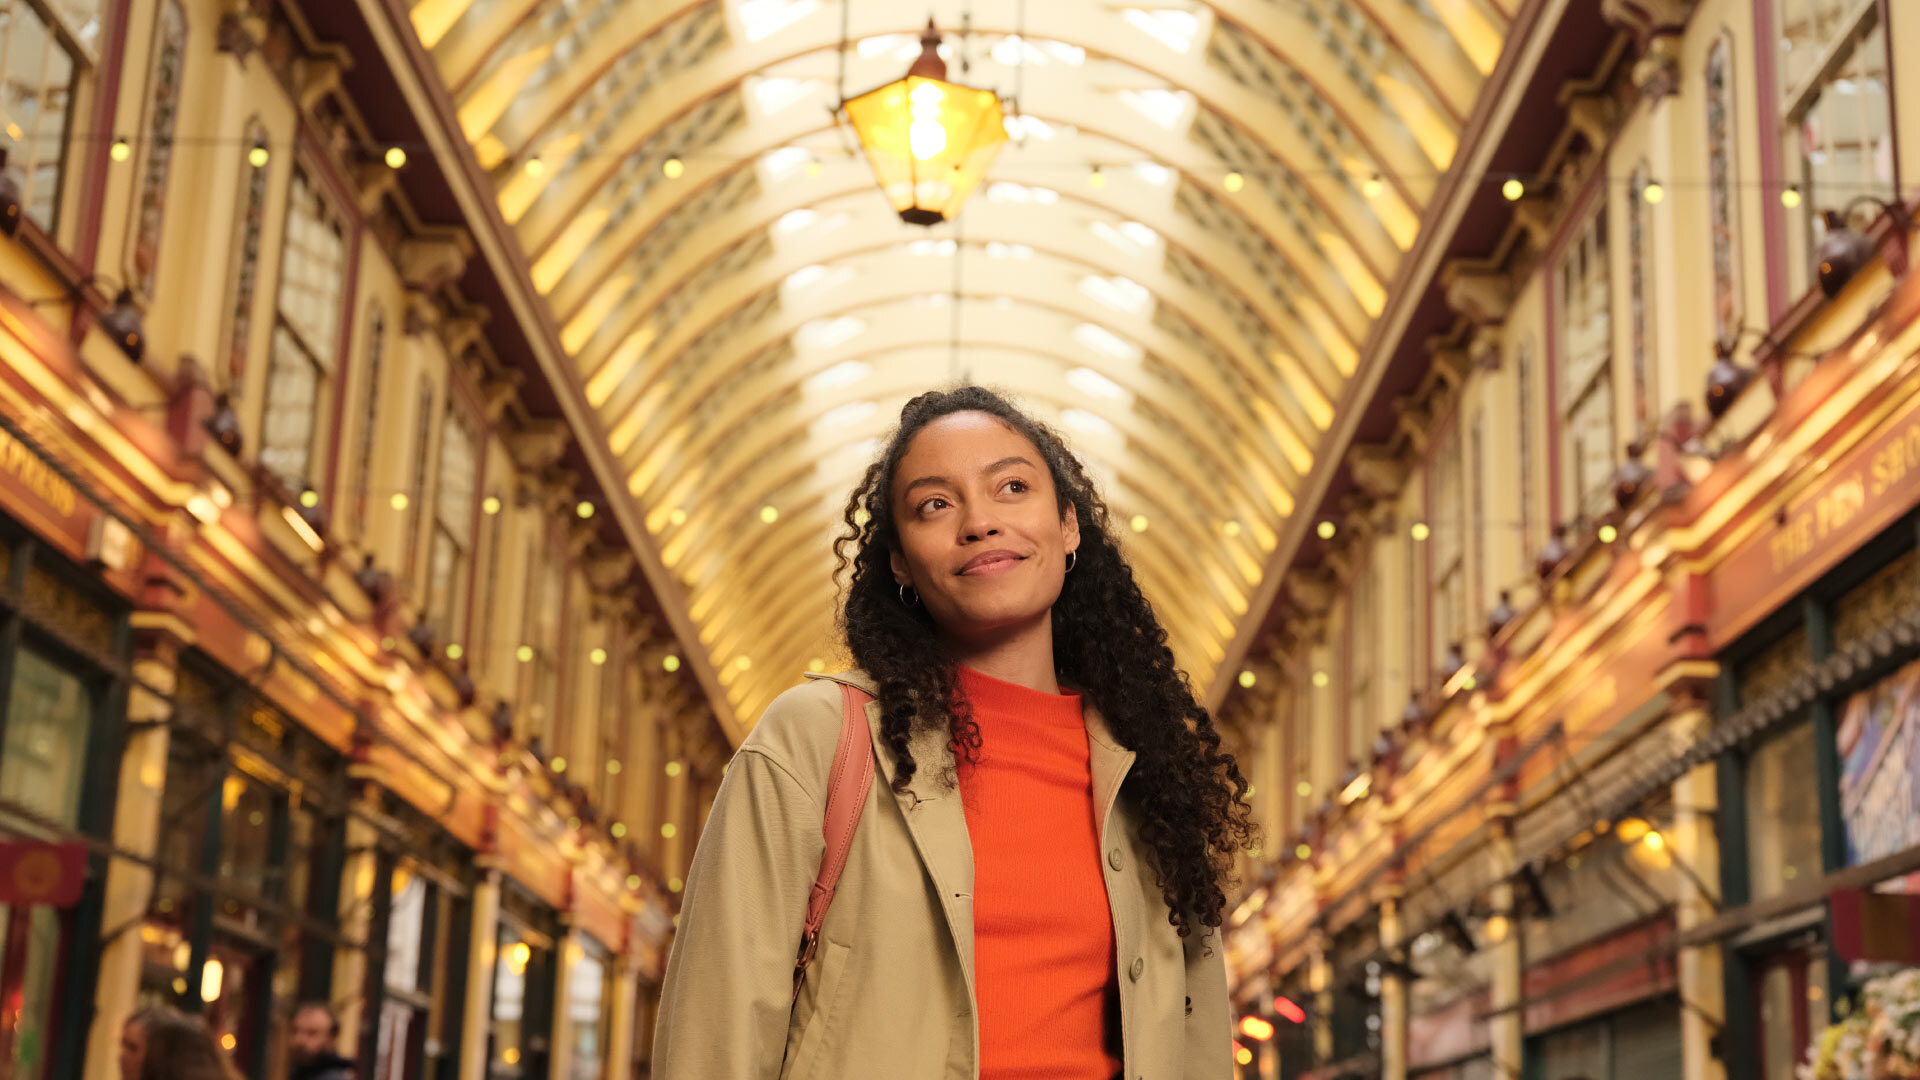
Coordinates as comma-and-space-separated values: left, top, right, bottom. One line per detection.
957, 552, 1027, 575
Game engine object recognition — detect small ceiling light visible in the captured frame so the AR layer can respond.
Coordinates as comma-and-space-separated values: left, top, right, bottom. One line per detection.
1238, 670, 1257, 688
1641, 180, 1665, 204
1089, 165, 1107, 190
1598, 524, 1619, 543
665, 761, 683, 778
1643, 830, 1666, 851
248, 143, 270, 168
389, 492, 410, 511
550, 756, 568, 773
1223, 171, 1245, 193
1316, 520, 1336, 540
1129, 514, 1148, 533
384, 146, 407, 169
611, 823, 628, 838
663, 654, 681, 672
589, 647, 607, 665
1294, 842, 1311, 860
668, 877, 683, 893
669, 507, 688, 526
524, 157, 546, 178
662, 156, 685, 179
1501, 177, 1525, 201
482, 495, 502, 515
734, 656, 752, 671
660, 823, 678, 839
805, 157, 823, 178
624, 873, 641, 889
606, 759, 622, 775
446, 644, 464, 661
1410, 521, 1430, 541
808, 657, 826, 672
1362, 173, 1384, 199
299, 489, 320, 508
1296, 781, 1312, 797
110, 137, 131, 163
1223, 520, 1241, 537
516, 644, 534, 662
1311, 670, 1329, 688
1483, 913, 1510, 943
576, 500, 595, 519
760, 505, 779, 524
1781, 184, 1803, 209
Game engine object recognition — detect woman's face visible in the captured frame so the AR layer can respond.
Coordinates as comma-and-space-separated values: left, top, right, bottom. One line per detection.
889, 412, 1079, 643
118, 1018, 146, 1080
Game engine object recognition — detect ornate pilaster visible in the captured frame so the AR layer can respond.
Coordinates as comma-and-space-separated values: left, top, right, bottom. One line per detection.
1668, 683, 1726, 1080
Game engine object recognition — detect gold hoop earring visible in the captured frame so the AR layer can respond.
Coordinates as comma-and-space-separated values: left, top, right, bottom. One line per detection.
899, 584, 919, 606
1065, 551, 1077, 573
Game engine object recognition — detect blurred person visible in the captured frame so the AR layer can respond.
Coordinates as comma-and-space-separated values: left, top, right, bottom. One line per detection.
289, 1002, 355, 1080
117, 1006, 240, 1080
654, 386, 1253, 1079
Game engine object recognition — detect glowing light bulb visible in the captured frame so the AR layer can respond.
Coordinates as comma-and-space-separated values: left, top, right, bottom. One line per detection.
1502, 177, 1525, 201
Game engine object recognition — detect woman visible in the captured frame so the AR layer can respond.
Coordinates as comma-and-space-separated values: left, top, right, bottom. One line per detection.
117, 1006, 240, 1080
654, 387, 1254, 1079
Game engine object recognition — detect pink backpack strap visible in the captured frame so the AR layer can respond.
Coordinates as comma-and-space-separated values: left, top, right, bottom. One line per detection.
793, 682, 876, 1001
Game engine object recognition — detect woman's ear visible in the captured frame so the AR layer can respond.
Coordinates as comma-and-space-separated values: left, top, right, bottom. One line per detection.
1062, 501, 1081, 556
890, 546, 912, 587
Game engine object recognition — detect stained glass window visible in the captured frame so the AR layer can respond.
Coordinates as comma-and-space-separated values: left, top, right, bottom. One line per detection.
1628, 163, 1655, 431
259, 326, 321, 492
353, 312, 387, 534
1431, 421, 1466, 672
1558, 209, 1615, 526
427, 409, 478, 640
1517, 340, 1536, 551
406, 378, 435, 579
1704, 38, 1740, 350
225, 120, 271, 392
129, 1, 185, 297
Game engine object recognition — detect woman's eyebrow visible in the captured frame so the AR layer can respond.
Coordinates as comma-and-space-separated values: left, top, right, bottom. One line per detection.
902, 456, 1035, 496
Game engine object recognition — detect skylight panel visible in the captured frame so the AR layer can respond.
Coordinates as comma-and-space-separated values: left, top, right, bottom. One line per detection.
1080, 275, 1152, 314
760, 147, 812, 183
783, 264, 853, 294
776, 209, 819, 234
1116, 88, 1192, 129
987, 181, 1060, 205
1120, 9, 1201, 52
738, 0, 819, 42
985, 242, 1034, 259
750, 77, 819, 115
1073, 323, 1141, 362
1060, 408, 1116, 438
1132, 162, 1173, 185
796, 316, 866, 352
818, 401, 878, 429
903, 238, 959, 256
806, 360, 870, 392
1066, 367, 1129, 401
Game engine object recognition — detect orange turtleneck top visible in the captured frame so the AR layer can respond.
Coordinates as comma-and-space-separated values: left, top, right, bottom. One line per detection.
954, 665, 1123, 1080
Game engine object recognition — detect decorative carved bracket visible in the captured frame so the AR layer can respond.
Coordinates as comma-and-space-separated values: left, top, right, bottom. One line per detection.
1600, 0, 1698, 43
507, 419, 571, 473
1470, 326, 1505, 372
481, 369, 525, 424
1439, 261, 1516, 327
1561, 94, 1619, 150
586, 550, 636, 592
1285, 568, 1338, 618
353, 162, 398, 218
399, 231, 475, 295
1512, 197, 1556, 250
296, 54, 349, 113
438, 312, 487, 362
1631, 35, 1684, 102
1348, 443, 1409, 501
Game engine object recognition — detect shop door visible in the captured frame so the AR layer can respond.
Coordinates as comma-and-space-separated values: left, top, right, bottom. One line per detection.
1755, 941, 1828, 1080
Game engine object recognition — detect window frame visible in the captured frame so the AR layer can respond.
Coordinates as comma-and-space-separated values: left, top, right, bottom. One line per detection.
1554, 204, 1617, 530
260, 165, 350, 494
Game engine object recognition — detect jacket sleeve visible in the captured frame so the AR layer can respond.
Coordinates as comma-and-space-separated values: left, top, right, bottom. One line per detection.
1184, 923, 1235, 1079
651, 742, 825, 1080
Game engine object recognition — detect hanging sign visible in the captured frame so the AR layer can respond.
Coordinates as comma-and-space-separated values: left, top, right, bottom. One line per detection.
0, 842, 87, 906
1831, 888, 1920, 965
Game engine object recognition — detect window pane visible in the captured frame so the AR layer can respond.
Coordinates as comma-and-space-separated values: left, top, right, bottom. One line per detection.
492, 929, 529, 1075
386, 872, 427, 991
1565, 378, 1616, 525
1778, 0, 1872, 96
0, 904, 64, 1080
427, 529, 462, 641
261, 327, 321, 491
567, 950, 607, 1080
0, 646, 93, 826
1835, 658, 1920, 891
1746, 722, 1825, 901
276, 170, 347, 365
436, 413, 477, 541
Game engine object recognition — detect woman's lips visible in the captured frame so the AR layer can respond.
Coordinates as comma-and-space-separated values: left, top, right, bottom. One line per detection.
957, 551, 1026, 575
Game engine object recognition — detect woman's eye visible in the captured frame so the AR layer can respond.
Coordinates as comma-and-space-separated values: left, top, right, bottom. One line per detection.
1003, 479, 1028, 494
919, 496, 950, 514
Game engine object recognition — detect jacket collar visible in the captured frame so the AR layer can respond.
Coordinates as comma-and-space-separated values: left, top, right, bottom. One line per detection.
802, 668, 1130, 756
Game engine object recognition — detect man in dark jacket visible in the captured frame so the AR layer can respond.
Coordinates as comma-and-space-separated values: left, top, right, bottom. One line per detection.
289, 1002, 356, 1080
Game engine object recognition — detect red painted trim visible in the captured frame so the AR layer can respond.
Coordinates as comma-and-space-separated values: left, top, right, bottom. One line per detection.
1752, 0, 1790, 323
74, 0, 134, 276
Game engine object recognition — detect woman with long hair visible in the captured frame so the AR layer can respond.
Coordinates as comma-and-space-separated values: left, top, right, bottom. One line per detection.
117, 1006, 241, 1080
653, 386, 1254, 1079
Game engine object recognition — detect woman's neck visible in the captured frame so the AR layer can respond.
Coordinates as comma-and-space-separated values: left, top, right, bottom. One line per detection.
942, 616, 1060, 694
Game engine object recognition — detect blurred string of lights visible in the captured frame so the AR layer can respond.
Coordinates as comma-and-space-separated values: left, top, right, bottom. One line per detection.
45, 130, 1891, 209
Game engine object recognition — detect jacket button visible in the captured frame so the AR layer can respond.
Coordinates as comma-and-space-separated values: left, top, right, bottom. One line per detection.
1108, 848, 1123, 871
1129, 957, 1144, 981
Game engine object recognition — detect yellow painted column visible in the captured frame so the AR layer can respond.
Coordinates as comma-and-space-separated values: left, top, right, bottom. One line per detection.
1671, 701, 1727, 1080
1378, 891, 1409, 1080
82, 617, 184, 1080
332, 782, 385, 1053
1486, 819, 1524, 1080
1308, 937, 1333, 1064
459, 869, 503, 1080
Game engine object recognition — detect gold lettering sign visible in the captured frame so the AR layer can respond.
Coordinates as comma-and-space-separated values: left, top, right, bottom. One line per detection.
0, 426, 77, 519
1770, 411, 1920, 578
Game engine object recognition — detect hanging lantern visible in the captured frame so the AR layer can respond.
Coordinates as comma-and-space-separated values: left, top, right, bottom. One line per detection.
842, 19, 1009, 226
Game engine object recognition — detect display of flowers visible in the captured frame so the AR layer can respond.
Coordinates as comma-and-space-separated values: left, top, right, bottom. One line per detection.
1803, 968, 1920, 1080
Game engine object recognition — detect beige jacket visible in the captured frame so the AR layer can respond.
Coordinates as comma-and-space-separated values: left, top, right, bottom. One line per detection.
651, 669, 1234, 1080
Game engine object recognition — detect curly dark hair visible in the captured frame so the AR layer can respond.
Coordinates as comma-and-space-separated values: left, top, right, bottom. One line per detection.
832, 385, 1257, 936
128, 1006, 241, 1080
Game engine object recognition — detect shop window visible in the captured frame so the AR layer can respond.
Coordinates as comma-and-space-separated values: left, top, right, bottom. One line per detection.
0, 905, 65, 1078
224, 120, 271, 392
1775, 0, 1894, 299
1556, 208, 1615, 528
1, 2, 90, 234
1756, 937, 1828, 1080
1831, 548, 1918, 654
262, 167, 348, 493
375, 870, 432, 1080
489, 912, 553, 1080
427, 409, 479, 643
1833, 657, 1920, 892
1745, 721, 1825, 901
352, 310, 388, 537
0, 645, 95, 825
128, 1, 186, 297
1738, 625, 1811, 706
567, 938, 612, 1080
